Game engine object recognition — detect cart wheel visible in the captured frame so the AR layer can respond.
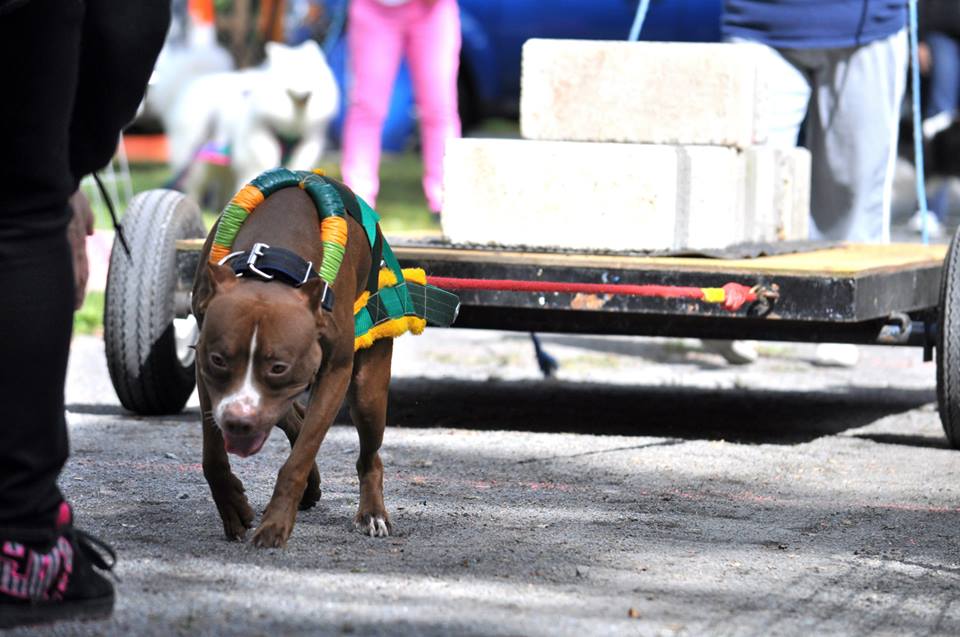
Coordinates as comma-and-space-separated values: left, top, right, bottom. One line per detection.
104, 190, 205, 415
937, 226, 960, 448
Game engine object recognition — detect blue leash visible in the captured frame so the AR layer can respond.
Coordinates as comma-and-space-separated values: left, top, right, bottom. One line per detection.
908, 0, 931, 244
628, 0, 651, 42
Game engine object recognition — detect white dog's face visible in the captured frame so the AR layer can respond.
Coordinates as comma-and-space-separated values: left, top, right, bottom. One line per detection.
263, 40, 337, 112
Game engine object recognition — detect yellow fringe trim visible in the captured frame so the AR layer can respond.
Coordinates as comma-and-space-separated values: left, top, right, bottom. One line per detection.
354, 316, 426, 351
400, 267, 426, 285
378, 267, 426, 290
378, 268, 398, 289
312, 168, 326, 176
353, 291, 370, 315
701, 288, 726, 304
321, 216, 348, 247
232, 184, 265, 212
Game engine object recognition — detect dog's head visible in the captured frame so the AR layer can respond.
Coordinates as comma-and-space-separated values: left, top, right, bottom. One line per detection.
196, 263, 326, 457
261, 40, 339, 122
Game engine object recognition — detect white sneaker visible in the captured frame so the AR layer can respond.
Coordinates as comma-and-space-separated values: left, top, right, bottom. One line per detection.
906, 209, 946, 239
923, 111, 954, 139
814, 343, 860, 368
701, 339, 759, 365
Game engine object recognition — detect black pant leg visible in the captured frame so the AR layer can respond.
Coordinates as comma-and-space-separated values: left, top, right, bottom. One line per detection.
0, 0, 83, 527
0, 232, 75, 527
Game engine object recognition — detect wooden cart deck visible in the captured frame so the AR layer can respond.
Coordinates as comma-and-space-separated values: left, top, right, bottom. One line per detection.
391, 242, 947, 277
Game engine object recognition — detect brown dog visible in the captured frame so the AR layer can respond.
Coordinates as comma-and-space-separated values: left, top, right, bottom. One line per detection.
191, 184, 393, 548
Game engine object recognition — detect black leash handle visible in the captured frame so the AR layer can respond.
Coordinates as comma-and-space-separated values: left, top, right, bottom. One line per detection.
92, 171, 131, 260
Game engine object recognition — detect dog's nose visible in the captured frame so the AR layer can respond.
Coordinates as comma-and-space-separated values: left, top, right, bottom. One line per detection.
222, 403, 258, 435
288, 90, 312, 108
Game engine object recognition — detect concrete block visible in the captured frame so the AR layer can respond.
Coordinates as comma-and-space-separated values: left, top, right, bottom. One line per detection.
742, 147, 811, 243
784, 147, 812, 241
441, 139, 811, 252
520, 39, 771, 148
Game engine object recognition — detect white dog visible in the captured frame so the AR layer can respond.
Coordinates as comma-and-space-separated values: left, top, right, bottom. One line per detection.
165, 40, 339, 207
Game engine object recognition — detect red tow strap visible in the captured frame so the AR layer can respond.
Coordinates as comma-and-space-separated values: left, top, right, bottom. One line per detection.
425, 277, 758, 313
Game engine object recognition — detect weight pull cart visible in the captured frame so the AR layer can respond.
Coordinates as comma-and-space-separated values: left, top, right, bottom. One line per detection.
103, 190, 960, 447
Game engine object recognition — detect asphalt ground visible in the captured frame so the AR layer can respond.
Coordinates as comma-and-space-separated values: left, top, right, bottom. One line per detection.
5, 329, 960, 636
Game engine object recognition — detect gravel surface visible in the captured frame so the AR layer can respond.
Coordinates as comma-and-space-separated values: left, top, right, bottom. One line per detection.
8, 330, 960, 636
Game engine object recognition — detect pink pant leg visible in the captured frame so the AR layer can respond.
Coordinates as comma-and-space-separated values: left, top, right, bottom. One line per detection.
405, 0, 462, 213
340, 0, 405, 208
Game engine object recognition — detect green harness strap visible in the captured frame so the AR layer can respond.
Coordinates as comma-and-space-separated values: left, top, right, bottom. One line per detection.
212, 168, 459, 345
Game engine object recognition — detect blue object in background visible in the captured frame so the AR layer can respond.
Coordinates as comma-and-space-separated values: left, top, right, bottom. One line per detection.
323, 0, 723, 147
458, 0, 722, 122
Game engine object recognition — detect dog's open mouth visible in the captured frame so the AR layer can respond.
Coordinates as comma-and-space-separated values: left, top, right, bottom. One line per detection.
223, 430, 269, 458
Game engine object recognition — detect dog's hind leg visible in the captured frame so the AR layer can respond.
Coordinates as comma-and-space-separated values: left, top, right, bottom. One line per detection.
277, 401, 322, 510
347, 338, 393, 538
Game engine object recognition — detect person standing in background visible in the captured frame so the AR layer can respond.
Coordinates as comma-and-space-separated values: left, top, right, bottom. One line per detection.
0, 0, 168, 627
709, 0, 908, 367
340, 0, 461, 219
723, 0, 908, 245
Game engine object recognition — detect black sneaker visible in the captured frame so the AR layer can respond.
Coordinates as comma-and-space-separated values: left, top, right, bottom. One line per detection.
0, 503, 116, 629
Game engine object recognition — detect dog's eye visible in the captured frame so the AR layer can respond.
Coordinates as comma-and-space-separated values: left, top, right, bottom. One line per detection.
209, 353, 227, 368
269, 363, 289, 376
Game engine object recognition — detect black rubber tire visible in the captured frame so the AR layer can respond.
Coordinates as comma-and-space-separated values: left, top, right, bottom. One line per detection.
104, 190, 205, 415
937, 226, 960, 448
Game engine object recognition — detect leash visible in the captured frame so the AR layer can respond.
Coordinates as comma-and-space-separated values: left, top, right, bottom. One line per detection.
908, 0, 930, 244
628, 0, 651, 42
93, 171, 131, 260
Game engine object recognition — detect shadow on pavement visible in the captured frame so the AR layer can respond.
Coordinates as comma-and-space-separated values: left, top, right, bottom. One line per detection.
385, 377, 935, 445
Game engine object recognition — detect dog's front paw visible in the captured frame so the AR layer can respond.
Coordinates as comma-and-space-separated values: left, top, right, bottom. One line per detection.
354, 511, 392, 538
252, 513, 294, 548
210, 474, 255, 541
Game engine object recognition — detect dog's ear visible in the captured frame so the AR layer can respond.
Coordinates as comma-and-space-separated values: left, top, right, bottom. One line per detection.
194, 263, 238, 318
207, 262, 239, 293
264, 41, 281, 63
297, 278, 329, 315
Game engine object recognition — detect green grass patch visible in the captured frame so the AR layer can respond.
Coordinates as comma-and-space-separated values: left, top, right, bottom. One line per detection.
74, 290, 104, 336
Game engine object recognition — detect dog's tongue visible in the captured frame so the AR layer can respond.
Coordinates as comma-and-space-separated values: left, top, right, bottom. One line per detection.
223, 431, 269, 458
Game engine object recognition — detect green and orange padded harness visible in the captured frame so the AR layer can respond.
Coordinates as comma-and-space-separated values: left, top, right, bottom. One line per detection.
209, 167, 460, 351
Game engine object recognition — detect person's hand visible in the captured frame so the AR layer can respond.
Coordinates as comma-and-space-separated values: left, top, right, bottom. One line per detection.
919, 41, 932, 75
67, 189, 95, 310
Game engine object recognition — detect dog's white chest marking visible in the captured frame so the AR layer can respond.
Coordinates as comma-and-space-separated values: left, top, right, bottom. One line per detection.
214, 326, 262, 424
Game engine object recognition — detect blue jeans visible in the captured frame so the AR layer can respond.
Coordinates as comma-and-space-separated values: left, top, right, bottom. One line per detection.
925, 31, 960, 118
